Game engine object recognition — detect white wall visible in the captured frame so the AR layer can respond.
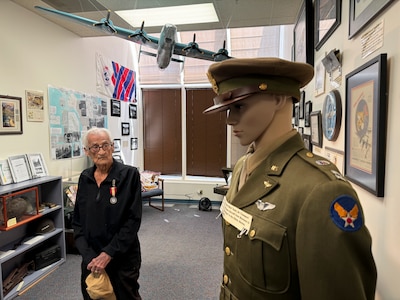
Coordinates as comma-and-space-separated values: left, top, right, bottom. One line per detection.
302, 2, 400, 299
1, 1, 400, 298
0, 1, 139, 179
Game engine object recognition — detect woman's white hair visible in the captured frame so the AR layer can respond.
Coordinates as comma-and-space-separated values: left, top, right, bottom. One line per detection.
82, 127, 112, 148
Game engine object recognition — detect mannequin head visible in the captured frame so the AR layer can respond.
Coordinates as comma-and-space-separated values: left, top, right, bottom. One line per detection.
204, 57, 314, 147
226, 93, 293, 147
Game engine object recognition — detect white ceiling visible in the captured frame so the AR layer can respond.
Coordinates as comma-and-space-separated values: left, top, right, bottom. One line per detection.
12, 0, 304, 36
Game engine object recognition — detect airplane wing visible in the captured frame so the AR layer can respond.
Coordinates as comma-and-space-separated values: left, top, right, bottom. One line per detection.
34, 6, 231, 64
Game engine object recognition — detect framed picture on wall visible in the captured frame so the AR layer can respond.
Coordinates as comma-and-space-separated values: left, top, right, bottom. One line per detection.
315, 0, 341, 50
304, 101, 312, 127
303, 134, 312, 151
129, 104, 137, 119
344, 53, 387, 197
0, 95, 23, 135
131, 138, 138, 150
110, 99, 121, 117
25, 90, 44, 122
113, 139, 121, 152
299, 91, 305, 119
310, 111, 323, 148
121, 122, 130, 136
293, 0, 314, 65
349, 0, 395, 38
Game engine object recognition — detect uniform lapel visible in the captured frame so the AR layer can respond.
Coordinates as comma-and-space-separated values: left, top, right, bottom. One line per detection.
227, 133, 305, 210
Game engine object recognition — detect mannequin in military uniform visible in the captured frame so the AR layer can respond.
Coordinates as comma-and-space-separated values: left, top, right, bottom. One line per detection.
204, 58, 377, 299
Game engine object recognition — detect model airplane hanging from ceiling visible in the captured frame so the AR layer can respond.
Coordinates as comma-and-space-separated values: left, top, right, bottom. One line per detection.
34, 6, 231, 69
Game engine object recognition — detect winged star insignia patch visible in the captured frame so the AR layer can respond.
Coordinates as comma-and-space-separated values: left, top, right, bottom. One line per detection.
330, 195, 363, 232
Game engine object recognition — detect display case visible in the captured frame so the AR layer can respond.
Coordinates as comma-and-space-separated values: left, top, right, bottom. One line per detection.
0, 187, 40, 230
0, 176, 66, 300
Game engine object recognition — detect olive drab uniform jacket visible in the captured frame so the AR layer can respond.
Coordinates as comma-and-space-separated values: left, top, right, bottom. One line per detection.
219, 133, 377, 300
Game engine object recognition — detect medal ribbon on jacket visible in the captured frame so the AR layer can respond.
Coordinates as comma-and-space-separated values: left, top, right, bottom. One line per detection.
110, 179, 117, 204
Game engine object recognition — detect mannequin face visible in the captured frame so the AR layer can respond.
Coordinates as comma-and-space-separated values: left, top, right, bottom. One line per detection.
226, 93, 283, 146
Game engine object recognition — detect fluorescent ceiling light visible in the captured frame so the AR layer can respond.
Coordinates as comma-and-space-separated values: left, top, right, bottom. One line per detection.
115, 3, 219, 28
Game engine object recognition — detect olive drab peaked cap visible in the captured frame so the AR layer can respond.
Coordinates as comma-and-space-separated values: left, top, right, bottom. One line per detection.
204, 57, 314, 114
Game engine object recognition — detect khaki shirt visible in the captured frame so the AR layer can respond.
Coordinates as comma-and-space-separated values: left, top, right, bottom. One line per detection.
220, 133, 376, 300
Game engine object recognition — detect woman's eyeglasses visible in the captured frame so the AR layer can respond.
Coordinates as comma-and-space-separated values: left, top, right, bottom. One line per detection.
87, 143, 113, 153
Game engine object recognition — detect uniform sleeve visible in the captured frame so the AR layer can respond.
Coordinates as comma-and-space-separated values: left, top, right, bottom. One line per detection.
296, 180, 377, 299
102, 168, 142, 258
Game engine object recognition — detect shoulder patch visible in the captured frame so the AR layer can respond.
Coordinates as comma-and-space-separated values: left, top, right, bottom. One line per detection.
330, 195, 363, 232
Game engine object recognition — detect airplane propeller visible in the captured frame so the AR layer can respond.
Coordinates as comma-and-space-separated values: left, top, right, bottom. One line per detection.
182, 34, 204, 57
212, 40, 230, 61
128, 21, 151, 44
93, 10, 117, 34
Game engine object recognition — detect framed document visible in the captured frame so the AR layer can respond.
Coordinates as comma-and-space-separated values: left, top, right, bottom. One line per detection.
315, 0, 341, 50
0, 160, 14, 185
26, 153, 48, 178
344, 53, 387, 196
349, 0, 395, 38
310, 111, 323, 148
8, 155, 32, 183
293, 0, 314, 65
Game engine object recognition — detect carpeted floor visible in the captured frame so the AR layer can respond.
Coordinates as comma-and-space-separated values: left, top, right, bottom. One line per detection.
17, 202, 223, 300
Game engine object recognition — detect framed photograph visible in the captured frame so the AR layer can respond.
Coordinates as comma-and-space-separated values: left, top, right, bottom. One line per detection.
344, 53, 387, 197
349, 0, 395, 38
121, 122, 130, 136
0, 160, 14, 185
293, 0, 314, 65
298, 127, 304, 136
26, 153, 48, 178
303, 134, 312, 151
299, 91, 305, 119
25, 90, 44, 122
315, 0, 341, 50
310, 111, 323, 148
113, 139, 121, 152
294, 106, 300, 126
129, 104, 137, 119
304, 101, 312, 127
110, 99, 121, 117
0, 95, 23, 135
131, 137, 138, 150
7, 155, 32, 183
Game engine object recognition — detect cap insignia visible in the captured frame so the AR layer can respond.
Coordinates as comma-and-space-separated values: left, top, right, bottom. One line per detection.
207, 72, 219, 94
259, 83, 268, 91
330, 195, 363, 232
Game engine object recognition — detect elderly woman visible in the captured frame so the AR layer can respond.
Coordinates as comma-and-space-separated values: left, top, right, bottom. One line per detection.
73, 127, 142, 299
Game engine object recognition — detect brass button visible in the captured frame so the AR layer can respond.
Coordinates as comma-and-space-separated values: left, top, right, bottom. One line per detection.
223, 274, 229, 285
249, 229, 256, 238
225, 247, 231, 256
271, 165, 278, 171
306, 152, 314, 158
259, 83, 268, 90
